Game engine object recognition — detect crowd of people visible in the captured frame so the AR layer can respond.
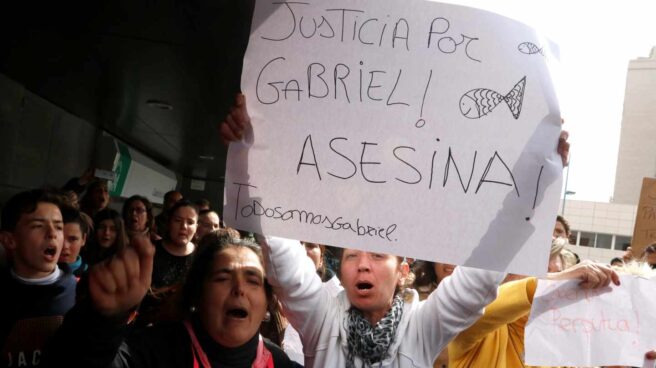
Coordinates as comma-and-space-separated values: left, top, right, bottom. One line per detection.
1, 94, 655, 368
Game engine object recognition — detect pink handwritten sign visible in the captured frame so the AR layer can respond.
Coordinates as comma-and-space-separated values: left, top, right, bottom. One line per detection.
525, 276, 656, 367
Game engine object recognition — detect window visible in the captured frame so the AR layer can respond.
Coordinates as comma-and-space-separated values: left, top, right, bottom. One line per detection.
615, 235, 632, 251
579, 232, 595, 247
596, 233, 612, 249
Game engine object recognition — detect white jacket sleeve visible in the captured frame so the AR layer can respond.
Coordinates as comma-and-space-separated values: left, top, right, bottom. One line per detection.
258, 235, 332, 348
411, 266, 506, 363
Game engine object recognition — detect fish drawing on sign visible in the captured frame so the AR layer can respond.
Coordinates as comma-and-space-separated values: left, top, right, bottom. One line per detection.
518, 42, 544, 56
459, 77, 526, 120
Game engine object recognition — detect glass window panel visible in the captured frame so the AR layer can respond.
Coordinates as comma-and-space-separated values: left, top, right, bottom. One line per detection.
615, 236, 632, 251
596, 233, 612, 249
579, 232, 594, 247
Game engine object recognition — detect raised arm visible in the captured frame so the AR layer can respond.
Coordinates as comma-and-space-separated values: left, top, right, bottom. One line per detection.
449, 260, 619, 364
44, 235, 155, 368
408, 267, 506, 362
545, 259, 619, 288
449, 277, 537, 359
88, 235, 155, 316
257, 235, 333, 348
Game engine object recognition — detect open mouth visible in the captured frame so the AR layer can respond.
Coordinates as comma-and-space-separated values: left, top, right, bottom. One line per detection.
44, 246, 58, 259
356, 282, 374, 290
226, 308, 249, 319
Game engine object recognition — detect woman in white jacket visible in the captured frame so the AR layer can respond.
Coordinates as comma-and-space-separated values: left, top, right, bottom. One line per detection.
259, 235, 504, 367
220, 94, 571, 367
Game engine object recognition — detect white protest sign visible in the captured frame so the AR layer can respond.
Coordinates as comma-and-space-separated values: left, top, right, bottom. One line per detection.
525, 276, 656, 367
224, 0, 563, 276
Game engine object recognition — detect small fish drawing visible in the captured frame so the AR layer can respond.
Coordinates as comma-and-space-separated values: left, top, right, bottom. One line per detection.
459, 76, 526, 120
518, 42, 544, 56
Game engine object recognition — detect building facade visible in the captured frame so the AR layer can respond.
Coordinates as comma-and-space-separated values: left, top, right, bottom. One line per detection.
562, 47, 656, 263
613, 47, 656, 205
561, 199, 635, 263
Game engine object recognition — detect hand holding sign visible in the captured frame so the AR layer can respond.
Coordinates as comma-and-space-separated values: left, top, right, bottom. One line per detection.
220, 93, 251, 144
557, 130, 569, 167
547, 259, 620, 289
526, 274, 656, 367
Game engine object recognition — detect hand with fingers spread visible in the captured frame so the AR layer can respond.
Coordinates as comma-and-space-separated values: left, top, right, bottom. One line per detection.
219, 93, 251, 145
547, 259, 620, 289
88, 234, 155, 316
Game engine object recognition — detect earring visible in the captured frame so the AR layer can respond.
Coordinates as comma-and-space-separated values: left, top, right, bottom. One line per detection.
263, 311, 271, 322
190, 306, 197, 313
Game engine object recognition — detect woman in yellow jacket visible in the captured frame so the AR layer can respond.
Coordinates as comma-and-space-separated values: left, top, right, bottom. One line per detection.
448, 259, 619, 368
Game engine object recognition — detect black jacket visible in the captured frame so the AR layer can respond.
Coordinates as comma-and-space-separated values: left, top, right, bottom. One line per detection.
43, 302, 296, 368
1, 266, 76, 368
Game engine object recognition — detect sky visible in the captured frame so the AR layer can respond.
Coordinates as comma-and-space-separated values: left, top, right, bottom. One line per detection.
444, 0, 656, 202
